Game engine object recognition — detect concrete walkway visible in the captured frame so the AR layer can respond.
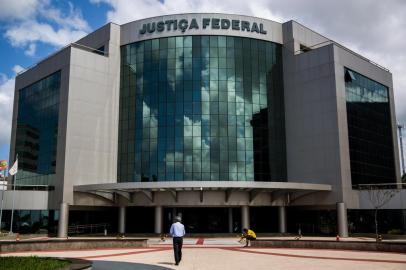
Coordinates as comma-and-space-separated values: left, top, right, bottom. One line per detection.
1, 237, 406, 269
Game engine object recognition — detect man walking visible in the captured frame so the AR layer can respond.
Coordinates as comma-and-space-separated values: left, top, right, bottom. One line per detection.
170, 216, 185, 265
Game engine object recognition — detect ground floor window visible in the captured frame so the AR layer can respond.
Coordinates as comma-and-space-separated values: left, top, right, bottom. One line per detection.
0, 210, 58, 234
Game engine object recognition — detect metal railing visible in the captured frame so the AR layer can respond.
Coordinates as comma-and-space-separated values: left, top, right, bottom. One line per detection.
0, 183, 54, 191
68, 223, 109, 235
294, 40, 390, 73
353, 183, 406, 190
17, 42, 108, 77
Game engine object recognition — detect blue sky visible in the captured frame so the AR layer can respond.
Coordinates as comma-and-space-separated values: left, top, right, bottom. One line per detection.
0, 0, 111, 161
0, 0, 405, 171
0, 1, 109, 79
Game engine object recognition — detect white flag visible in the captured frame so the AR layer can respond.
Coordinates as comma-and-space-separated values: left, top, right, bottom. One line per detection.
9, 159, 18, 176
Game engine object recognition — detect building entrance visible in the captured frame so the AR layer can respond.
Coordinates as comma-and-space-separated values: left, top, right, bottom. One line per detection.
163, 207, 241, 234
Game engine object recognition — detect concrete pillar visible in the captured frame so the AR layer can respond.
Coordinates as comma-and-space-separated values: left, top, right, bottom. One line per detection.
118, 206, 126, 234
278, 206, 287, 233
337, 202, 349, 237
228, 208, 233, 233
155, 206, 163, 234
241, 205, 250, 230
57, 202, 69, 238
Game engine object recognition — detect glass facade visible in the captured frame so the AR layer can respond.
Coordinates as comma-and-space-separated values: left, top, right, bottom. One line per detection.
15, 71, 61, 185
119, 35, 285, 182
345, 68, 396, 186
1, 209, 58, 234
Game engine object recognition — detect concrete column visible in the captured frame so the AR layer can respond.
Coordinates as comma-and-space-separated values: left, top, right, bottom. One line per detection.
228, 208, 233, 233
118, 206, 126, 234
337, 202, 349, 237
278, 206, 287, 233
155, 206, 163, 234
57, 202, 69, 238
241, 205, 250, 230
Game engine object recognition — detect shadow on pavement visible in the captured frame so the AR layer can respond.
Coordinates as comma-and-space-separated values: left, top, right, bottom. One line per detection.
158, 262, 175, 265
93, 260, 173, 270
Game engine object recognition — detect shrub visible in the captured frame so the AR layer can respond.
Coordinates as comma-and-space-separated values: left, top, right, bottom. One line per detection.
0, 256, 69, 270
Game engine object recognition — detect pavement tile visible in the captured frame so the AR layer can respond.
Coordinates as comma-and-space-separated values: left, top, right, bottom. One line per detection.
1, 237, 406, 270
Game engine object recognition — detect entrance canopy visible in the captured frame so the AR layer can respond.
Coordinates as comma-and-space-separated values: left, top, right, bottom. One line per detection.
73, 181, 332, 206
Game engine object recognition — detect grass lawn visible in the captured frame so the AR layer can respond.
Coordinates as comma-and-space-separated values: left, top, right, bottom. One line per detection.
0, 256, 70, 270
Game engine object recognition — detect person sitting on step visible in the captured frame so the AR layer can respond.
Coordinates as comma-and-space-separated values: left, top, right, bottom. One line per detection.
242, 228, 256, 247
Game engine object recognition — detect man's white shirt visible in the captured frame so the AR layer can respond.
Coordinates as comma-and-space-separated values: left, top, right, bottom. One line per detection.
170, 222, 185, 237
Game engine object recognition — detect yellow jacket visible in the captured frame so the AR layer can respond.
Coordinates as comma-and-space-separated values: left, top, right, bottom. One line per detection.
245, 229, 256, 239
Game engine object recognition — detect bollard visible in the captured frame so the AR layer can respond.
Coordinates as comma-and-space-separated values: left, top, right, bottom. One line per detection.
16, 233, 20, 241
336, 235, 340, 241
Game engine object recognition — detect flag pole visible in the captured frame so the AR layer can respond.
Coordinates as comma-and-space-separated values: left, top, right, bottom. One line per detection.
9, 154, 18, 234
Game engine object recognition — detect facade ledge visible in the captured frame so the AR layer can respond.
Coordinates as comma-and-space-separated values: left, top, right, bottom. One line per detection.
74, 181, 332, 192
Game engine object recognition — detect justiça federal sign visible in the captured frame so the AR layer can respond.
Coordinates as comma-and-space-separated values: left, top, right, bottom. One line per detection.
139, 18, 267, 35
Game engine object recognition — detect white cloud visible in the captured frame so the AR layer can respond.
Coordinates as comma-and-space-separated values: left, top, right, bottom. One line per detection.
5, 20, 89, 48
91, 0, 283, 25
0, 66, 20, 146
1, 0, 90, 56
39, 2, 90, 32
0, 65, 26, 150
0, 0, 43, 20
25, 43, 36, 56
12, 65, 25, 74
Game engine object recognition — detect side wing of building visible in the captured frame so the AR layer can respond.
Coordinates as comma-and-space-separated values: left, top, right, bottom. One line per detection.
10, 23, 121, 209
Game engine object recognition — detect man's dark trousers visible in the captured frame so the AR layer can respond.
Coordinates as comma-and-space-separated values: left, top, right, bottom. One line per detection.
173, 237, 183, 264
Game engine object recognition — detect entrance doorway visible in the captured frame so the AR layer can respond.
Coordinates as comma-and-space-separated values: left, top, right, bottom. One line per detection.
163, 207, 241, 233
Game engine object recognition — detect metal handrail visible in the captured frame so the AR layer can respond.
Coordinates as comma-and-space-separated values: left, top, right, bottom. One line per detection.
68, 223, 109, 235
353, 183, 406, 190
294, 40, 390, 72
0, 184, 54, 191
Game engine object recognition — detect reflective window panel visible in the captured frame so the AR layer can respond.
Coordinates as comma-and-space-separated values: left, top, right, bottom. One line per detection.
15, 71, 61, 186
345, 68, 396, 186
119, 36, 286, 182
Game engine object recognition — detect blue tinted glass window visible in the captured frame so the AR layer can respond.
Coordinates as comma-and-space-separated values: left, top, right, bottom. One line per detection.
118, 36, 286, 182
15, 71, 61, 185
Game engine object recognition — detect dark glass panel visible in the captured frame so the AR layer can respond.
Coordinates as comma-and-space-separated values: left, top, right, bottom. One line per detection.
345, 68, 396, 186
15, 71, 61, 185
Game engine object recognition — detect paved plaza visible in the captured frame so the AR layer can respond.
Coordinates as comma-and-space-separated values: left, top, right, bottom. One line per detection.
1, 238, 406, 269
